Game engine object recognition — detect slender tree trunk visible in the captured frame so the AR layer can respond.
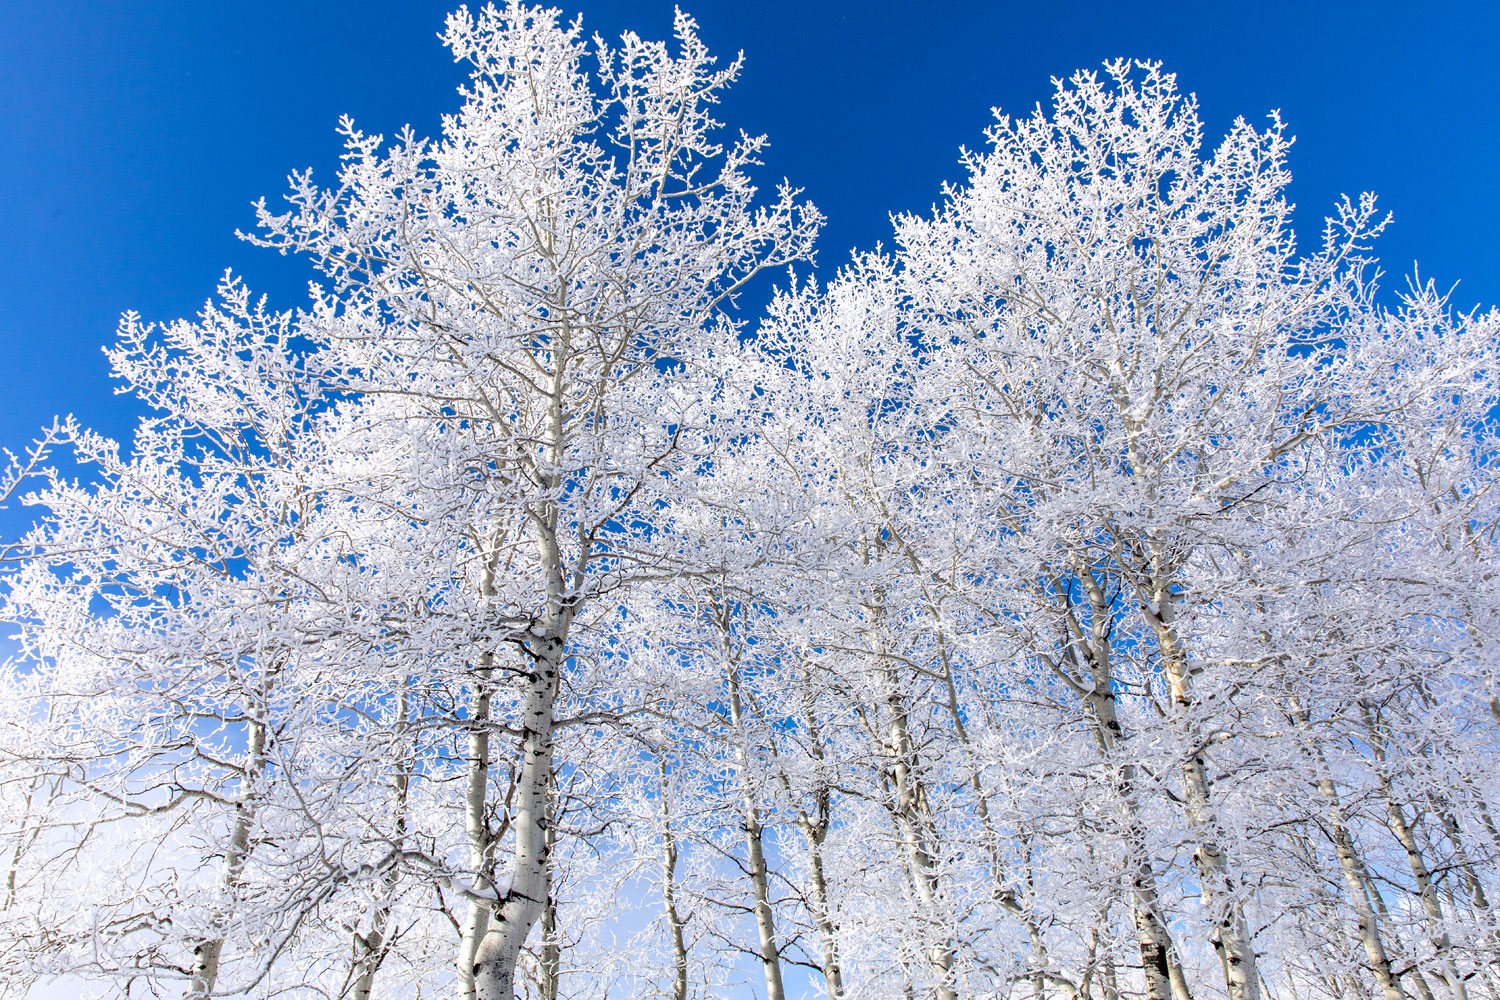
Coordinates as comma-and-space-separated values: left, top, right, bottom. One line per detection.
1022, 835, 1048, 1000
855, 556, 958, 1000
1361, 704, 1469, 1000
657, 757, 691, 1000
1429, 794, 1491, 912
1287, 700, 1405, 1000
725, 653, 787, 1000
538, 819, 560, 1000
1352, 848, 1440, 1000
879, 658, 958, 1000
458, 654, 497, 1000
1060, 564, 1192, 1000
791, 666, 845, 1000
189, 715, 267, 998
1100, 939, 1122, 1000
1317, 773, 1405, 1000
804, 823, 845, 1000
933, 621, 1062, 989
1143, 591, 1259, 1000
1178, 747, 1259, 1000
1378, 783, 1469, 999
349, 684, 413, 1000
2, 773, 49, 913
1078, 924, 1103, 1000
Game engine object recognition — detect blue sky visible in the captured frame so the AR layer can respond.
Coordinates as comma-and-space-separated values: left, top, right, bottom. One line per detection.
1, 0, 1497, 490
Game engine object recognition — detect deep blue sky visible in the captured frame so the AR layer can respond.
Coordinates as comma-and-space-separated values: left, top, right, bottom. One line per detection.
1, 1, 1498, 473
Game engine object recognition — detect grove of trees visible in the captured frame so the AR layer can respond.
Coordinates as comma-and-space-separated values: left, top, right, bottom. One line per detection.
1, 5, 1497, 1000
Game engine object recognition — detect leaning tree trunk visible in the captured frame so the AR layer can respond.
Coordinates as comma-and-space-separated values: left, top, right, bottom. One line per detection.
1318, 783, 1405, 1000
189, 714, 268, 999
1288, 700, 1405, 1000
1360, 703, 1469, 1000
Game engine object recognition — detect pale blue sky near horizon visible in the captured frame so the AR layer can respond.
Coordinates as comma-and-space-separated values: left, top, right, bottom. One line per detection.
1, 0, 1497, 526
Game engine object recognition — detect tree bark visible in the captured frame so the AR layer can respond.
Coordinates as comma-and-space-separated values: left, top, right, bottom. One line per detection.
538, 819, 561, 1000
1321, 775, 1405, 997
472, 633, 562, 1000
1284, 699, 1405, 1000
725, 652, 787, 1000
788, 664, 845, 1000
189, 715, 267, 998
1059, 563, 1192, 1000
879, 658, 958, 1000
1143, 592, 1260, 1000
457, 654, 498, 1000
1361, 704, 1469, 1000
349, 684, 413, 1000
657, 756, 691, 1000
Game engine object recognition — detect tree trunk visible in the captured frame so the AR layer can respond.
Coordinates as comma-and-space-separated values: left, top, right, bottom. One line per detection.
879, 659, 958, 1000
1361, 704, 1468, 1000
1100, 941, 1122, 1000
189, 716, 267, 998
804, 823, 844, 1000
1285, 700, 1405, 1000
472, 633, 562, 1000
791, 665, 845, 1000
349, 684, 413, 1000
1143, 593, 1259, 1000
457, 654, 497, 1000
1318, 775, 1405, 1000
725, 654, 787, 1000
1179, 749, 1259, 1000
657, 757, 691, 1000
1429, 794, 1491, 912
1061, 565, 1192, 1000
538, 820, 561, 1000
191, 719, 266, 997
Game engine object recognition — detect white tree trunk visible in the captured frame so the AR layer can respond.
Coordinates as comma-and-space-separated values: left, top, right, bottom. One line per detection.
472, 633, 562, 1000
790, 666, 844, 1000
349, 683, 413, 1000
1060, 565, 1192, 1000
457, 655, 497, 1000
1144, 593, 1259, 1000
804, 824, 844, 1000
656, 758, 691, 1000
1283, 700, 1406, 1000
879, 660, 958, 1000
189, 716, 267, 998
537, 819, 560, 1000
1362, 704, 1468, 1000
725, 654, 787, 1000
1320, 777, 1405, 1000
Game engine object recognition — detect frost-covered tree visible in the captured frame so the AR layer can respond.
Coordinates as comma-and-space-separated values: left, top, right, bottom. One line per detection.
2, 13, 1498, 1000
2, 3, 817, 997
